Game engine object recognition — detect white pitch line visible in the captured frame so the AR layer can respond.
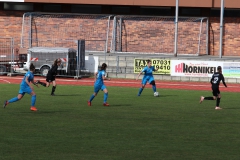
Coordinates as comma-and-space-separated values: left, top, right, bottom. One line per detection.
0, 76, 239, 88
0, 79, 11, 84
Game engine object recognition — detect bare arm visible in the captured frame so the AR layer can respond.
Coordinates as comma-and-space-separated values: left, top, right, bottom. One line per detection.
136, 71, 143, 80
32, 77, 39, 88
94, 72, 98, 82
102, 74, 110, 82
26, 76, 39, 88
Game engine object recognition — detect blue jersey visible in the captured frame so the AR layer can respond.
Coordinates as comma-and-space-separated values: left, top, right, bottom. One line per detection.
20, 71, 34, 88
142, 66, 155, 77
95, 70, 105, 86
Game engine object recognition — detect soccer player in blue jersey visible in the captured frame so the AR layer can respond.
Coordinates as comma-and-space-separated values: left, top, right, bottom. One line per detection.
3, 63, 39, 111
199, 66, 227, 110
88, 63, 110, 106
136, 59, 159, 96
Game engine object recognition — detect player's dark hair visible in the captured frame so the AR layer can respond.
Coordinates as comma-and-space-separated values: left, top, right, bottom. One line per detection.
29, 63, 35, 71
146, 59, 151, 64
100, 63, 107, 71
217, 66, 222, 71
217, 66, 222, 73
53, 58, 61, 66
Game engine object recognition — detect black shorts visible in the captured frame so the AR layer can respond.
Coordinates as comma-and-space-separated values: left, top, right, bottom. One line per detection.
46, 75, 55, 83
212, 86, 220, 97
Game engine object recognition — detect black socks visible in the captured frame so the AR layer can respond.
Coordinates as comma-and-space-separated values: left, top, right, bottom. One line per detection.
51, 86, 56, 95
204, 97, 214, 100
216, 98, 220, 106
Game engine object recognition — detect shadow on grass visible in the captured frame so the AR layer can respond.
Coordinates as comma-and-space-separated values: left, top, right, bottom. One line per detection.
18, 110, 69, 114
51, 94, 81, 96
107, 104, 132, 107
159, 95, 178, 97
223, 108, 240, 110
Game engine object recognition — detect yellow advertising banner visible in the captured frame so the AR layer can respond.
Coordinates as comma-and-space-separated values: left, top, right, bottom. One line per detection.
134, 59, 171, 74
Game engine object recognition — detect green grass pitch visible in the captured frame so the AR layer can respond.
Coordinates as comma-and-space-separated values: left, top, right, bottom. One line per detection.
0, 84, 240, 160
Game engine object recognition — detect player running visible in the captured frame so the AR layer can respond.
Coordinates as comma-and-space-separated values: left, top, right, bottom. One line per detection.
35, 58, 62, 96
3, 63, 39, 111
136, 59, 159, 96
199, 66, 227, 110
88, 63, 110, 106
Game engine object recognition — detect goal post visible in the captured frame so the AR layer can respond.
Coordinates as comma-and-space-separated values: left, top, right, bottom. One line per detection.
21, 12, 113, 53
111, 15, 209, 55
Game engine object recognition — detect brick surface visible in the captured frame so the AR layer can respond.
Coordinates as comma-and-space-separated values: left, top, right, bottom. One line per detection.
0, 11, 239, 56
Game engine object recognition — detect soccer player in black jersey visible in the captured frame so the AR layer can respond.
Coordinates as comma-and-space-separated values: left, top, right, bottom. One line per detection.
36, 59, 62, 96
199, 66, 227, 110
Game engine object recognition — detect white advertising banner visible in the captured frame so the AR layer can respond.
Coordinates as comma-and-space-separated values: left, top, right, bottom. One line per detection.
171, 60, 223, 77
223, 62, 240, 78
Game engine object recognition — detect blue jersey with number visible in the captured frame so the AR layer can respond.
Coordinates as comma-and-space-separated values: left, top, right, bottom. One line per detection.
20, 71, 34, 88
142, 66, 155, 77
95, 70, 105, 86
141, 66, 155, 84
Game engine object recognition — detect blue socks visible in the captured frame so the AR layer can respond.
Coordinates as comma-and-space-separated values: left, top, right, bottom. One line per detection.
152, 85, 156, 92
8, 95, 36, 107
8, 97, 19, 103
138, 88, 143, 96
104, 93, 108, 103
31, 95, 36, 106
89, 94, 95, 102
89, 93, 108, 103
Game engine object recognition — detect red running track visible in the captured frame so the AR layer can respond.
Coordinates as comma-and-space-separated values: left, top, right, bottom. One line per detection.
0, 75, 240, 92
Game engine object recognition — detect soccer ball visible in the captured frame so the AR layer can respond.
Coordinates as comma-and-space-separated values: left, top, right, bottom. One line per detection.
154, 92, 159, 97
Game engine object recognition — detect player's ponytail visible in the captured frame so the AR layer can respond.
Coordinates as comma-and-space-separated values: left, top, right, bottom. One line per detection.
29, 63, 35, 71
53, 58, 62, 66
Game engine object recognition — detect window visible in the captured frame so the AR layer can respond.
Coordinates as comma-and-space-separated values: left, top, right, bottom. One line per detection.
210, 8, 240, 17
112, 6, 130, 14
181, 8, 201, 16
140, 7, 171, 16
43, 4, 62, 12
210, 8, 220, 17
4, 2, 33, 11
225, 9, 240, 17
71, 5, 101, 14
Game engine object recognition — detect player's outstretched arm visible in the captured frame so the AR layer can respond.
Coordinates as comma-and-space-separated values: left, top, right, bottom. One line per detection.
223, 80, 227, 87
94, 72, 98, 82
221, 74, 227, 87
136, 72, 142, 80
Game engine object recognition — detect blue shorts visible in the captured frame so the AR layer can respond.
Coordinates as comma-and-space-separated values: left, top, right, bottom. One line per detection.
94, 84, 106, 93
142, 76, 154, 85
19, 86, 32, 95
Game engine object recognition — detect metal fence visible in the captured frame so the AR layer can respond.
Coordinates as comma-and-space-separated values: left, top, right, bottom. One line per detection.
111, 15, 209, 55
21, 13, 209, 56
21, 12, 113, 53
0, 37, 15, 75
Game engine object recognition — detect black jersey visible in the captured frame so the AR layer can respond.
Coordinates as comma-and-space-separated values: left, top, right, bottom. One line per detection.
47, 65, 58, 76
210, 72, 227, 87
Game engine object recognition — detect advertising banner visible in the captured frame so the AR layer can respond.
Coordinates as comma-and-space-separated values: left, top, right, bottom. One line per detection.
223, 62, 240, 78
171, 60, 223, 77
134, 59, 171, 74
